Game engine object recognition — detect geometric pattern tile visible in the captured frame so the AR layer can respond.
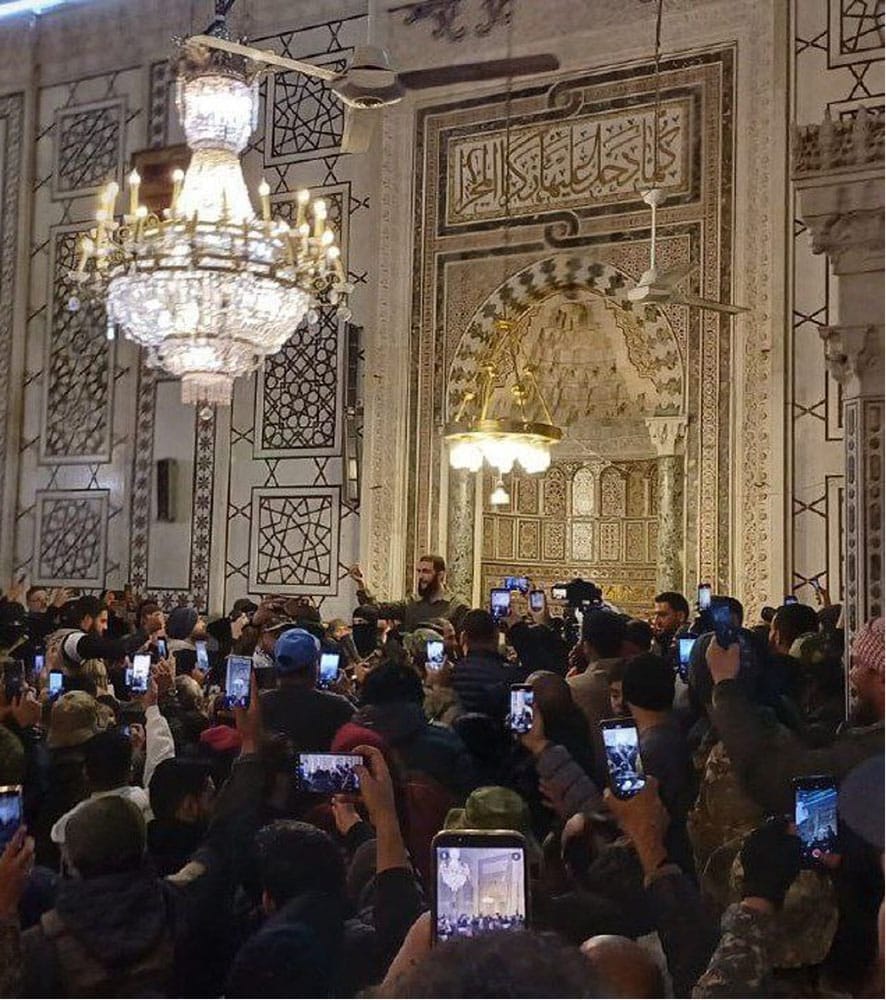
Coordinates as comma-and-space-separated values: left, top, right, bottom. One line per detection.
41, 227, 112, 462
255, 310, 342, 456
249, 486, 340, 595
53, 99, 124, 198
33, 489, 108, 587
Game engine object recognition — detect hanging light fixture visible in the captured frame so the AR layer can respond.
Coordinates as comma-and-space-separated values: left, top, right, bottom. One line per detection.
444, 16, 561, 477
445, 317, 562, 475
68, 11, 351, 409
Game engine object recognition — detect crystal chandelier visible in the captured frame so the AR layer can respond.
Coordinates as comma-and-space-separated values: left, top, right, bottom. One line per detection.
69, 39, 351, 408
445, 317, 562, 476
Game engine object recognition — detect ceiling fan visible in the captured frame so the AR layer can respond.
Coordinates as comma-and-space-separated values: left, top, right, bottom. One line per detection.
626, 188, 749, 315
626, 0, 748, 316
187, 1, 558, 153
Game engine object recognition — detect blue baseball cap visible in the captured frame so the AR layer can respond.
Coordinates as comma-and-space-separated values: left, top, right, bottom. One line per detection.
274, 628, 320, 675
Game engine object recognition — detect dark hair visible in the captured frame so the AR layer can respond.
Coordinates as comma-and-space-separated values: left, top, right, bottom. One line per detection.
255, 821, 346, 908
582, 610, 627, 659
622, 653, 675, 711
149, 758, 211, 823
376, 929, 601, 998
136, 600, 161, 628
359, 662, 424, 707
65, 797, 145, 879
63, 674, 98, 697
654, 591, 690, 619
418, 554, 446, 573
623, 619, 654, 652
84, 728, 132, 791
773, 603, 819, 648
461, 609, 497, 646
607, 659, 627, 684
68, 595, 103, 627
725, 596, 744, 625
25, 585, 45, 602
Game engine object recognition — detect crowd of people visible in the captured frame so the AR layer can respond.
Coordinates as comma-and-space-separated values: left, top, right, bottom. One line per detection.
0, 558, 882, 997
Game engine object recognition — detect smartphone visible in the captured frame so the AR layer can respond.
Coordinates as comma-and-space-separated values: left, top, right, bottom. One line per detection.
432, 830, 528, 942
601, 717, 646, 799
528, 590, 545, 613
490, 588, 511, 621
793, 775, 838, 867
225, 655, 252, 708
195, 640, 209, 672
508, 684, 534, 734
697, 584, 712, 611
130, 653, 151, 694
677, 636, 696, 682
318, 652, 341, 689
504, 576, 530, 594
156, 637, 168, 659
784, 595, 799, 605
426, 639, 445, 671
551, 585, 567, 601
48, 670, 64, 697
0, 785, 23, 852
297, 752, 362, 793
34, 652, 45, 675
3, 661, 23, 703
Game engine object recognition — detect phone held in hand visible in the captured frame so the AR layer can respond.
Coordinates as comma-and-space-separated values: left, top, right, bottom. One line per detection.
130, 654, 151, 694
318, 652, 341, 689
508, 684, 534, 734
297, 752, 363, 794
528, 589, 545, 613
195, 640, 209, 672
490, 588, 511, 621
550, 585, 567, 601
225, 655, 252, 708
0, 784, 23, 851
3, 661, 24, 703
426, 639, 445, 671
793, 774, 838, 867
600, 717, 646, 799
48, 670, 64, 697
155, 637, 168, 659
697, 583, 712, 610
504, 576, 530, 594
677, 636, 696, 681
431, 830, 528, 943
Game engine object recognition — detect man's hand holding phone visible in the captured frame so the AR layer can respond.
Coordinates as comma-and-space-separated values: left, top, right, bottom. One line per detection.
354, 744, 407, 872
233, 668, 261, 756
705, 638, 740, 684
603, 775, 670, 877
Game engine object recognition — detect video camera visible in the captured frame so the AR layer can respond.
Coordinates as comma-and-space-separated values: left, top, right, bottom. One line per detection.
552, 578, 603, 647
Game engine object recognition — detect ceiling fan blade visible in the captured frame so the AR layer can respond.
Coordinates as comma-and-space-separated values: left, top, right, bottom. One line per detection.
657, 262, 697, 288
671, 292, 750, 315
399, 54, 559, 90
188, 34, 339, 81
341, 106, 379, 154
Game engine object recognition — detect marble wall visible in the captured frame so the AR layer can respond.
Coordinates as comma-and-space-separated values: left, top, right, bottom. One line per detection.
789, 0, 883, 606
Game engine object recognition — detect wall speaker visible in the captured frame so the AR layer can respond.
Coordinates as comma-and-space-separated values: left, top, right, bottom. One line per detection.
156, 458, 177, 523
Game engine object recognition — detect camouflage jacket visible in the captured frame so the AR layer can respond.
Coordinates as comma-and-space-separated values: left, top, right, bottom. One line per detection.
693, 902, 771, 997
710, 679, 884, 814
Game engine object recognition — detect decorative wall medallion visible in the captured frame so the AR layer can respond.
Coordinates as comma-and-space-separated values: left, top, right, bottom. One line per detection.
249, 486, 341, 595
33, 490, 109, 587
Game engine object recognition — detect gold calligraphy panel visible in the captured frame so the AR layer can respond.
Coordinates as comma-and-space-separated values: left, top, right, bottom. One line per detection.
446, 98, 690, 225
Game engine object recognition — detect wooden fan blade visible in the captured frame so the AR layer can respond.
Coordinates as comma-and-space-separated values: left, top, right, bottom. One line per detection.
399, 54, 559, 90
341, 106, 379, 154
672, 292, 750, 315
188, 34, 339, 81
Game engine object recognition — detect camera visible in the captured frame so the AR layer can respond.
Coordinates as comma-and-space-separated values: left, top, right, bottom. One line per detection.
553, 578, 604, 648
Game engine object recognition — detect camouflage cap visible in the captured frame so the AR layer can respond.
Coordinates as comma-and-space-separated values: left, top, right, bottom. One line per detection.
48, 691, 100, 749
445, 785, 541, 861
403, 627, 444, 659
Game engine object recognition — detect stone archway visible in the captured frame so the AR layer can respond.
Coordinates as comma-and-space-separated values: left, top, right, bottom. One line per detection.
445, 255, 687, 605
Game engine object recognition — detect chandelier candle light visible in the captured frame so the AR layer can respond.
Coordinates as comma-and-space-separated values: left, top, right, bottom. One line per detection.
445, 317, 562, 477
70, 39, 352, 408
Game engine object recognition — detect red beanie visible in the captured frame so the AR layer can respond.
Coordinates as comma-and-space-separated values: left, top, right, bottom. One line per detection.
199, 724, 243, 754
332, 721, 387, 754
